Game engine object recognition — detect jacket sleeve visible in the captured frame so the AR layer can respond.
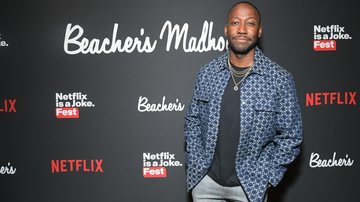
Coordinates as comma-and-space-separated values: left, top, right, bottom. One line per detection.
184, 74, 201, 157
184, 69, 208, 167
268, 73, 303, 187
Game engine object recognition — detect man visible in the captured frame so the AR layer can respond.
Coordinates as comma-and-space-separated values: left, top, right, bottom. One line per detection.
184, 2, 303, 202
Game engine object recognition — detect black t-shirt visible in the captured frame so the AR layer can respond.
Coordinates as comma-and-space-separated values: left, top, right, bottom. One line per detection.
208, 71, 243, 187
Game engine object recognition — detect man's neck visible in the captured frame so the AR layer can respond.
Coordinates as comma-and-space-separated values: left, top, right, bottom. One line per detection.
229, 49, 255, 68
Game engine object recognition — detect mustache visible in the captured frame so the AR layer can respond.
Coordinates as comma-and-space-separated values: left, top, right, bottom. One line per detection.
232, 35, 252, 41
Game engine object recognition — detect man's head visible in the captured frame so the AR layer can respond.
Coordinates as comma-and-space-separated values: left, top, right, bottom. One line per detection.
225, 1, 262, 55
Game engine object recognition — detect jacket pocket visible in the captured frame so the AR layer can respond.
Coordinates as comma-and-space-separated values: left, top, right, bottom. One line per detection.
252, 106, 278, 139
194, 94, 210, 103
193, 94, 210, 117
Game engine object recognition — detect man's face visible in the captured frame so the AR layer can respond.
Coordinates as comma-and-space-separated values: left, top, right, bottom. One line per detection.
225, 3, 262, 55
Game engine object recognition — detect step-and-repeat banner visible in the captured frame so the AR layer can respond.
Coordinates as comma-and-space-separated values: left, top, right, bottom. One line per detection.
1, 0, 359, 201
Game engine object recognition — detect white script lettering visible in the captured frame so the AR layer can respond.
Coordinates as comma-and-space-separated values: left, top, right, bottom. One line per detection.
137, 96, 185, 112
159, 20, 227, 52
309, 152, 354, 168
0, 162, 16, 174
63, 20, 227, 54
64, 23, 157, 54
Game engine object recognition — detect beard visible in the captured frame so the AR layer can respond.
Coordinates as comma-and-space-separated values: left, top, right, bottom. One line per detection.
228, 36, 258, 55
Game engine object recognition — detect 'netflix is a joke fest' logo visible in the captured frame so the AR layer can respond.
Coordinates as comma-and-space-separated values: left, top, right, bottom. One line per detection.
143, 152, 182, 178
313, 25, 352, 51
55, 92, 95, 118
0, 34, 9, 48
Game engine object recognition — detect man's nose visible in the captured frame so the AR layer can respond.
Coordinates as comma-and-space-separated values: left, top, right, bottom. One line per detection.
237, 23, 247, 34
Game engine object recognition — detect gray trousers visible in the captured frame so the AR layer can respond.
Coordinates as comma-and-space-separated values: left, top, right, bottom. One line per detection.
192, 175, 268, 202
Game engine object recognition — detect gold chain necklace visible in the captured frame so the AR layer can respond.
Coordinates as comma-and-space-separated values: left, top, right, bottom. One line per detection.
228, 57, 253, 91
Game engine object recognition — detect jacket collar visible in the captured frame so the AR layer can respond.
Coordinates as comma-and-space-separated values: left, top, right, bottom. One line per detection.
217, 47, 267, 76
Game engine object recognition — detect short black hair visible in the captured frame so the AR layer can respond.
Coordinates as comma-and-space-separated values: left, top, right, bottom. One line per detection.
227, 1, 262, 25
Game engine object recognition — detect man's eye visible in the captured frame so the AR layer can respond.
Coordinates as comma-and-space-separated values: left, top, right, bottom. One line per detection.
248, 22, 256, 26
231, 21, 239, 25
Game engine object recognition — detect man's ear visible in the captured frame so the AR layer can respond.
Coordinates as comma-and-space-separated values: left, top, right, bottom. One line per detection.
258, 25, 263, 38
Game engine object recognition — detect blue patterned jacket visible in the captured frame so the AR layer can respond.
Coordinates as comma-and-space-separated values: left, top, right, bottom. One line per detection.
184, 47, 303, 202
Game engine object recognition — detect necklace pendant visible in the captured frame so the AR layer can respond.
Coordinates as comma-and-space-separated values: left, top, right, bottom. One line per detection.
234, 85, 238, 91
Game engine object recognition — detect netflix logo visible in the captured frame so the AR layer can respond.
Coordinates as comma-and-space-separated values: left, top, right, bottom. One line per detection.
55, 92, 95, 119
313, 24, 352, 51
142, 152, 182, 178
51, 159, 103, 173
0, 99, 16, 113
306, 91, 357, 107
